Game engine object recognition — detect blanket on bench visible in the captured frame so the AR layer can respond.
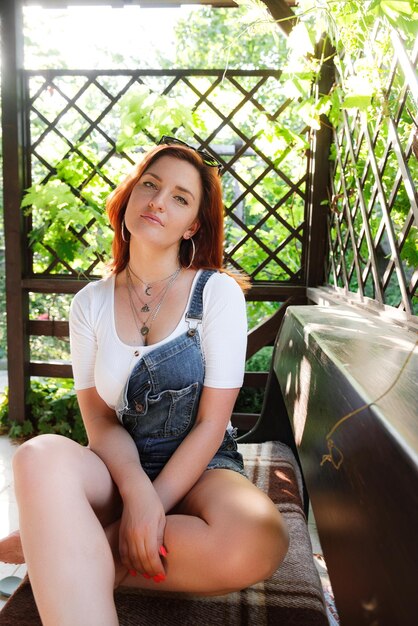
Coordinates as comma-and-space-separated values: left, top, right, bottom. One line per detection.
0, 441, 327, 625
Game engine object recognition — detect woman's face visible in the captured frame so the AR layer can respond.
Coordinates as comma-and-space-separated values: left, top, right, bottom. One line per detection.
124, 155, 201, 251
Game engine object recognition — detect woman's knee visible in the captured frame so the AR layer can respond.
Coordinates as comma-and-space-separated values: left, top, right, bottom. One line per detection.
256, 508, 289, 580
219, 506, 289, 590
13, 434, 81, 486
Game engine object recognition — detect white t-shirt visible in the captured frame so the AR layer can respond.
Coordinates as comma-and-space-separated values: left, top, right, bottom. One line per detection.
69, 270, 248, 409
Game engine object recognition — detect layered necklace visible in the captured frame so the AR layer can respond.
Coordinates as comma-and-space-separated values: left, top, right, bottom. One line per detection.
126, 264, 181, 345
128, 264, 181, 297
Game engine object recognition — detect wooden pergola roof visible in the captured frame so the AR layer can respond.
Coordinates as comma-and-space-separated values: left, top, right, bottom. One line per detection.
22, 0, 297, 35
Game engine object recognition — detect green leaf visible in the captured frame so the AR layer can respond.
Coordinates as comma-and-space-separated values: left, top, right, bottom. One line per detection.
342, 95, 372, 111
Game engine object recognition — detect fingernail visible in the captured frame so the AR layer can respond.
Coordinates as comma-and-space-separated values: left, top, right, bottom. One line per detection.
142, 573, 152, 579
159, 545, 168, 557
128, 569, 137, 577
153, 573, 166, 583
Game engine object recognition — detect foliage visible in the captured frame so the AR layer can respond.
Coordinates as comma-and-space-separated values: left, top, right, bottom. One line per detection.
235, 346, 273, 415
164, 3, 287, 70
22, 157, 113, 276
116, 85, 204, 152
0, 379, 87, 444
15, 1, 417, 307
277, 0, 418, 123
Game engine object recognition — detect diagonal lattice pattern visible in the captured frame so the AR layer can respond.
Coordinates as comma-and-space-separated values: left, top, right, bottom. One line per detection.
327, 27, 418, 318
24, 69, 307, 282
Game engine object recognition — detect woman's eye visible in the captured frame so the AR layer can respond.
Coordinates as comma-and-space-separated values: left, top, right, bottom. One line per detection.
143, 180, 156, 189
175, 195, 188, 205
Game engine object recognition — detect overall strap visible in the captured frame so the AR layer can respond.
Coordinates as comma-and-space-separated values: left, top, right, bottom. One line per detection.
185, 270, 216, 334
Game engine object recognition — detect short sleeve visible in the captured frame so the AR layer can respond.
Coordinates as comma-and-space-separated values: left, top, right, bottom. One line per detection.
201, 273, 247, 388
69, 285, 97, 390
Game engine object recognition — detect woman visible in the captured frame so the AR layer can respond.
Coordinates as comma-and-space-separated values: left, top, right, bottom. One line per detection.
2, 137, 289, 625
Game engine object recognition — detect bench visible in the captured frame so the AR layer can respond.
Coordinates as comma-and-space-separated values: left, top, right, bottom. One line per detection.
0, 447, 329, 624
271, 303, 418, 626
14, 300, 414, 624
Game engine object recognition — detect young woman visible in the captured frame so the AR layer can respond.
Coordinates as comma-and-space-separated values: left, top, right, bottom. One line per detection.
2, 138, 289, 625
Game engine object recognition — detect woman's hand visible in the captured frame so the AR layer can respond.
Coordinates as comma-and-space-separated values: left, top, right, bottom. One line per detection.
118, 479, 167, 579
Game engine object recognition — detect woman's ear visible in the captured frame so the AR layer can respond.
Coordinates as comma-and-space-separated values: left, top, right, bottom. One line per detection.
184, 219, 200, 239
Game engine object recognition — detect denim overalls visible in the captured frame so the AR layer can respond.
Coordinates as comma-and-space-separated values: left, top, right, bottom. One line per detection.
117, 270, 245, 482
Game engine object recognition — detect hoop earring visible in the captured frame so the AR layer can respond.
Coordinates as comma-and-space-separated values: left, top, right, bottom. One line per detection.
185, 237, 196, 270
121, 219, 129, 243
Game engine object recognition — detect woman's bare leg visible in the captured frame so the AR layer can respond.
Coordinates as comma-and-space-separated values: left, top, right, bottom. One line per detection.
12, 435, 288, 620
13, 434, 123, 626
117, 468, 289, 595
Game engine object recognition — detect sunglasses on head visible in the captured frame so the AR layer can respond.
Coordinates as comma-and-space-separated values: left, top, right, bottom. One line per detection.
158, 135, 223, 174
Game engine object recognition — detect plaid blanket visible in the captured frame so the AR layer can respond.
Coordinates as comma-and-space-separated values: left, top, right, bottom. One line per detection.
0, 441, 328, 625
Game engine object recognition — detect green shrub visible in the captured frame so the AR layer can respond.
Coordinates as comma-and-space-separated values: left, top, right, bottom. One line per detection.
235, 346, 273, 414
0, 378, 87, 445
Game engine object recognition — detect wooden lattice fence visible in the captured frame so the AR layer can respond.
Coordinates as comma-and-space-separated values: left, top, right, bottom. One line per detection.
325, 27, 418, 322
25, 69, 307, 284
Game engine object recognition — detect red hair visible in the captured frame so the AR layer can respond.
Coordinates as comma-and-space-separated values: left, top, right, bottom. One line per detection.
106, 143, 249, 291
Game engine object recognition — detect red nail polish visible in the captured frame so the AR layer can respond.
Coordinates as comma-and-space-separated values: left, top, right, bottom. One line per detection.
128, 569, 137, 577
153, 573, 166, 583
142, 573, 152, 579
159, 545, 168, 557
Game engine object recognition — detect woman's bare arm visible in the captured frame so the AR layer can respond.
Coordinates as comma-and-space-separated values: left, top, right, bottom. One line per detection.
153, 386, 240, 513
76, 387, 166, 576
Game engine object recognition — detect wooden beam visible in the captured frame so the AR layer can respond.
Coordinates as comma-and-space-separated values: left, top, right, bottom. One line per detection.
231, 412, 258, 431
1, 0, 29, 424
247, 284, 306, 301
22, 278, 90, 294
305, 35, 335, 287
21, 278, 307, 299
261, 0, 297, 37
29, 362, 73, 378
23, 1, 239, 6
246, 295, 306, 359
28, 320, 69, 337
243, 372, 268, 387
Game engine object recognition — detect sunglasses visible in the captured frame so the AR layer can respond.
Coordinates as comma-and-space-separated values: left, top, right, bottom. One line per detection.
158, 135, 223, 174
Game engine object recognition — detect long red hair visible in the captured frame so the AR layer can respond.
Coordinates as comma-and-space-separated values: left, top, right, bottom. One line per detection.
106, 143, 249, 290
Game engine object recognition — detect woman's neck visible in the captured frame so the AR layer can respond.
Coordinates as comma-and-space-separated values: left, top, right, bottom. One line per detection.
127, 243, 180, 284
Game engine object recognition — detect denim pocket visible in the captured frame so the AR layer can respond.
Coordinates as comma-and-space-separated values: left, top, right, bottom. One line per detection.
121, 380, 152, 435
147, 381, 200, 437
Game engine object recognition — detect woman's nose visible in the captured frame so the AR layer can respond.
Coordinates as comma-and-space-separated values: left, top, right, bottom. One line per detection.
148, 191, 166, 211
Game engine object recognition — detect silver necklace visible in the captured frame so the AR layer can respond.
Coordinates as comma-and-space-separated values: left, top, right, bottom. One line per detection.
126, 266, 165, 313
128, 264, 181, 297
126, 267, 181, 345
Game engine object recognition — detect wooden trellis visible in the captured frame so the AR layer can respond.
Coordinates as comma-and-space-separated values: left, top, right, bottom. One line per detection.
325, 27, 418, 321
2, 0, 417, 428
25, 68, 306, 282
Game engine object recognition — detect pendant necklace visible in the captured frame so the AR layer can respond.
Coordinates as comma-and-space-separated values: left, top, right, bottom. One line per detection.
128, 264, 180, 297
126, 266, 182, 344
126, 266, 165, 313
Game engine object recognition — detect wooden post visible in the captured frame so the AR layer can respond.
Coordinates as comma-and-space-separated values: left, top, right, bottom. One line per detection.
1, 0, 30, 423
261, 0, 297, 36
305, 36, 335, 287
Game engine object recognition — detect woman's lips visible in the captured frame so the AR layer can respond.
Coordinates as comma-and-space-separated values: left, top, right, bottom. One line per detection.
141, 213, 163, 226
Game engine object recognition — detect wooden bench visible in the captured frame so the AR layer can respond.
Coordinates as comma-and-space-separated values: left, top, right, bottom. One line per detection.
270, 303, 418, 626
